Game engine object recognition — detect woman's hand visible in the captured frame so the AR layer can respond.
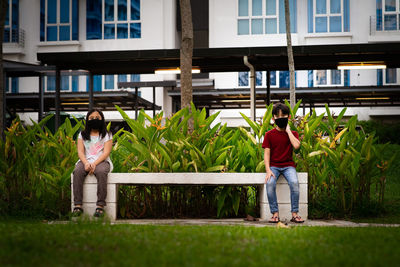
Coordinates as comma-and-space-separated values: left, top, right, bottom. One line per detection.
89, 162, 97, 175
84, 162, 91, 172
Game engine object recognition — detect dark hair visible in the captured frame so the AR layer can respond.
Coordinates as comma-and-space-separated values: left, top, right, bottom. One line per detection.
81, 109, 108, 141
272, 102, 290, 116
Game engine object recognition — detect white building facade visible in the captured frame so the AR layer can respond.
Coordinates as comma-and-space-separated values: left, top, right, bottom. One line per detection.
3, 0, 400, 125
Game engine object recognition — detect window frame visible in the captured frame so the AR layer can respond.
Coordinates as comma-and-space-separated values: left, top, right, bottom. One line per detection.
41, 0, 75, 42
45, 74, 79, 92
313, 69, 344, 87
382, 0, 400, 31
313, 0, 345, 33
237, 0, 296, 35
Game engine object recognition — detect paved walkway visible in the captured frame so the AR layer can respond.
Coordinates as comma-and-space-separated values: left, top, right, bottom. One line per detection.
111, 218, 400, 227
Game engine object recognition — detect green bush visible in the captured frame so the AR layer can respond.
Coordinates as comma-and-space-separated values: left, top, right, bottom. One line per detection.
0, 102, 396, 219
358, 120, 400, 144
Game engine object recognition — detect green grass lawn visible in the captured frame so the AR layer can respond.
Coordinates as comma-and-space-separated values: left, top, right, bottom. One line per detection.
1, 221, 399, 266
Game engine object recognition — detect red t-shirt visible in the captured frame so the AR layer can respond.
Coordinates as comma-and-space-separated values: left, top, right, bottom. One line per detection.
262, 128, 299, 168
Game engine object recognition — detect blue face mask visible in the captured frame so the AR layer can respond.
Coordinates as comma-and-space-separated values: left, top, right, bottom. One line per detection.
275, 117, 288, 129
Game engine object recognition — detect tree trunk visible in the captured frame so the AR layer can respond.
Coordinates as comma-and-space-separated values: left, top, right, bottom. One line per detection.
0, 0, 8, 138
284, 0, 296, 110
179, 0, 193, 110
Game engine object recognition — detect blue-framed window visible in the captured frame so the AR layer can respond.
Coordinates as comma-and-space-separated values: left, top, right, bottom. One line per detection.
87, 0, 141, 40
40, 0, 79, 41
377, 69, 398, 85
376, 0, 400, 31
238, 0, 297, 35
5, 77, 19, 93
268, 71, 277, 86
308, 0, 349, 33
4, 0, 19, 43
46, 74, 78, 92
238, 71, 263, 86
309, 69, 348, 86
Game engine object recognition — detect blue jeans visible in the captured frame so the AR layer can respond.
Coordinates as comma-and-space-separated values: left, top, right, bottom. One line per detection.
266, 166, 299, 214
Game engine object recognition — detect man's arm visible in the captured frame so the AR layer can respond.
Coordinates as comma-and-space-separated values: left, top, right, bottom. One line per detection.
264, 148, 275, 183
286, 125, 300, 149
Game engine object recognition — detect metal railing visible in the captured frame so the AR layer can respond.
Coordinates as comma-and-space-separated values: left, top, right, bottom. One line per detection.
4, 28, 25, 47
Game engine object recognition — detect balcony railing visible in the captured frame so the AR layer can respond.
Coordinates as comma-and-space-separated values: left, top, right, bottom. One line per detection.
3, 28, 25, 47
370, 15, 400, 35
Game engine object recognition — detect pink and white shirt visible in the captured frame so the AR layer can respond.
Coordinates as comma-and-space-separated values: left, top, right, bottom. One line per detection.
78, 132, 113, 170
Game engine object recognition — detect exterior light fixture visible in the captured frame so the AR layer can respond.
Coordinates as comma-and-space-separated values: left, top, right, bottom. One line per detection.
61, 102, 90, 105
337, 62, 386, 70
355, 97, 390, 100
154, 68, 200, 74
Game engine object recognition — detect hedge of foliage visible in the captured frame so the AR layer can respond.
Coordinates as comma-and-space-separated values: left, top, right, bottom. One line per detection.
0, 101, 395, 219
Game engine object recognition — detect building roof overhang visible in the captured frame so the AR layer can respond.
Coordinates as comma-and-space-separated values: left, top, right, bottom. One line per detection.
37, 43, 400, 74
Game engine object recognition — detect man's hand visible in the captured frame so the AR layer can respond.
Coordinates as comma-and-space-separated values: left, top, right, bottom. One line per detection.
285, 123, 291, 134
265, 170, 275, 183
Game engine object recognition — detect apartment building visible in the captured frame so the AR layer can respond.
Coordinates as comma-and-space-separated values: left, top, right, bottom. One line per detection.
3, 0, 400, 126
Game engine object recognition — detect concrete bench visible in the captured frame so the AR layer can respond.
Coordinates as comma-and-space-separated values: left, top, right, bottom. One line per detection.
71, 172, 308, 221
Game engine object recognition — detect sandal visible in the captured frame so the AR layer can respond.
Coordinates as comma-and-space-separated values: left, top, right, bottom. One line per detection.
94, 207, 105, 217
72, 207, 83, 217
290, 215, 305, 223
268, 215, 280, 223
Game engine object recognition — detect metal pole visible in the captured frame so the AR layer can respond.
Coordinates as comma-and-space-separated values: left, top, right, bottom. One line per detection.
266, 70, 271, 106
2, 72, 7, 139
152, 86, 155, 117
89, 73, 94, 110
135, 86, 138, 119
39, 74, 44, 121
244, 56, 256, 121
55, 68, 61, 130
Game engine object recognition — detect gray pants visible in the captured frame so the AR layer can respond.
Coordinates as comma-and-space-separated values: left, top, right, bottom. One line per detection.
73, 161, 110, 206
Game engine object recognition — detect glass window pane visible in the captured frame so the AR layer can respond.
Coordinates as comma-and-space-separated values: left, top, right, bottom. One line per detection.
239, 72, 249, 86
330, 0, 341, 14
117, 23, 128, 38
130, 23, 141, 38
11, 77, 19, 93
60, 0, 70, 23
308, 0, 313, 32
72, 76, 79, 92
238, 19, 249, 35
308, 70, 314, 87
118, 0, 127, 21
343, 0, 349, 31
72, 0, 78, 40
316, 0, 326, 14
386, 68, 397, 83
269, 71, 276, 86
266, 0, 276, 15
315, 16, 328, 32
86, 0, 102, 40
279, 71, 289, 88
331, 70, 341, 84
344, 70, 350, 86
377, 69, 383, 86
40, 0, 45, 41
385, 0, 396, 11
104, 24, 115, 39
384, 14, 397, 30
131, 0, 140, 20
61, 75, 69, 91
48, 0, 57, 23
47, 75, 55, 91
5, 2, 9, 26
105, 0, 114, 21
376, 0, 383, 31
105, 75, 114, 89
252, 0, 262, 16
251, 19, 263, 34
329, 16, 342, 32
47, 26, 57, 41
265, 18, 277, 33
316, 70, 327, 85
131, 74, 140, 82
94, 75, 102, 91
256, 71, 262, 86
118, 74, 127, 82
59, 26, 70, 41
239, 0, 249, 16
4, 28, 10, 43
278, 0, 296, 34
